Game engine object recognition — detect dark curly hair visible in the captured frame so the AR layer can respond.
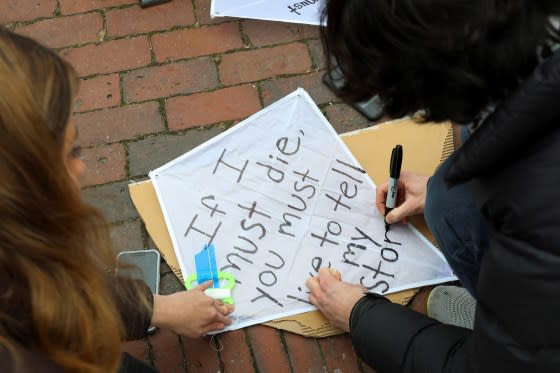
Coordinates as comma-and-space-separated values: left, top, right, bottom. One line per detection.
321, 0, 560, 123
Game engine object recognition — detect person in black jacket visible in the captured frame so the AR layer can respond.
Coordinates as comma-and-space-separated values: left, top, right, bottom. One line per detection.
307, 1, 560, 372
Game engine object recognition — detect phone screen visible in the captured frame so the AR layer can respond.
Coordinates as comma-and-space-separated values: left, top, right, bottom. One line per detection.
117, 250, 160, 294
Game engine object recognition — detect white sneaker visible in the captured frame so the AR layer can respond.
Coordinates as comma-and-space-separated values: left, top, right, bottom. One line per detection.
427, 286, 476, 329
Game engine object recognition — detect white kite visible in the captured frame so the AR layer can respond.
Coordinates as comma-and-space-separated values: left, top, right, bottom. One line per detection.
211, 0, 325, 25
150, 89, 456, 331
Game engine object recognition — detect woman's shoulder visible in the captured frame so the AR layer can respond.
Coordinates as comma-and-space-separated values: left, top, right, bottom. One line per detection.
444, 49, 560, 186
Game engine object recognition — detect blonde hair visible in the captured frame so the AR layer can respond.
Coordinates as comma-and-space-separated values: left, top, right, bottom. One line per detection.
0, 28, 125, 373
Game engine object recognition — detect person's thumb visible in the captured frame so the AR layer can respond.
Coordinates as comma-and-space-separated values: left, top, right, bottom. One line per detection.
385, 204, 408, 224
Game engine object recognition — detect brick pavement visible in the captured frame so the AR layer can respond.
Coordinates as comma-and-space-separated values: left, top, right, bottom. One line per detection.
2, 1, 379, 371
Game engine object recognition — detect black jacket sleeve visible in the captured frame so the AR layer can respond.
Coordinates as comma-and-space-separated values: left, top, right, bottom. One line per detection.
109, 276, 154, 341
350, 294, 472, 373
350, 46, 560, 373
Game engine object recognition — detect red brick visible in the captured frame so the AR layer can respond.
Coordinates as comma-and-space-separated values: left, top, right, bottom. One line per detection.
60, 36, 151, 77
194, 0, 235, 25
243, 20, 304, 47
260, 71, 337, 107
106, 1, 194, 37
59, 0, 134, 15
81, 143, 126, 186
166, 85, 260, 129
0, 0, 56, 24
300, 25, 320, 39
123, 339, 150, 363
219, 330, 256, 373
181, 336, 221, 373
15, 13, 103, 49
152, 23, 243, 63
122, 58, 218, 103
74, 74, 121, 112
150, 329, 186, 373
219, 43, 312, 85
319, 334, 361, 373
75, 102, 164, 146
247, 325, 291, 373
284, 332, 326, 373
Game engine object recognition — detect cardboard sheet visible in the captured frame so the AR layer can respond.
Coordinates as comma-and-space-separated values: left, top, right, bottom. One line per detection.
128, 117, 453, 337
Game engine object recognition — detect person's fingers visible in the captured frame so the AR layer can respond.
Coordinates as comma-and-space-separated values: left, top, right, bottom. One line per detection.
400, 170, 418, 179
308, 293, 318, 307
200, 324, 223, 336
214, 302, 234, 316
396, 185, 407, 206
319, 267, 341, 281
318, 267, 336, 278
385, 208, 400, 224
218, 314, 231, 329
226, 304, 235, 314
213, 300, 226, 314
203, 323, 227, 335
317, 268, 337, 289
378, 180, 389, 192
386, 199, 414, 224
194, 280, 214, 291
327, 268, 342, 281
306, 276, 321, 295
212, 311, 231, 326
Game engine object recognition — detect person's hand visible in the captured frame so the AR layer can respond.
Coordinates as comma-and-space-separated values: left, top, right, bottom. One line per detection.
375, 171, 430, 224
151, 281, 234, 337
306, 268, 365, 332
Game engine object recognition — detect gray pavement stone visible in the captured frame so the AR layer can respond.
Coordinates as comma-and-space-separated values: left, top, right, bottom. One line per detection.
307, 38, 327, 71
159, 272, 185, 295
82, 180, 138, 223
110, 219, 144, 254
324, 102, 376, 134
260, 70, 337, 107
127, 125, 226, 177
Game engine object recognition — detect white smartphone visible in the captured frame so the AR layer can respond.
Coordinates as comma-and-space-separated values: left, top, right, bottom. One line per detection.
116, 249, 160, 294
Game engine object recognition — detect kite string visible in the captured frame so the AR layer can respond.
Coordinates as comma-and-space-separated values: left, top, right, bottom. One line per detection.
210, 334, 223, 352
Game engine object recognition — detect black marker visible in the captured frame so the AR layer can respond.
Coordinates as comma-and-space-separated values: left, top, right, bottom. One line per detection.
385, 145, 403, 232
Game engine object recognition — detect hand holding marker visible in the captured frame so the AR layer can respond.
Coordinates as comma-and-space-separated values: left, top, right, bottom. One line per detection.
385, 145, 403, 232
